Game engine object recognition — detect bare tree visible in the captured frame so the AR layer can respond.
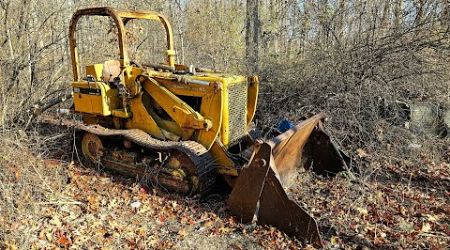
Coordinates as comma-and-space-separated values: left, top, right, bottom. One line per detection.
245, 0, 260, 73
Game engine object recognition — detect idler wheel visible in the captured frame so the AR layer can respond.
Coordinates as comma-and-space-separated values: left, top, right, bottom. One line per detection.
81, 132, 104, 165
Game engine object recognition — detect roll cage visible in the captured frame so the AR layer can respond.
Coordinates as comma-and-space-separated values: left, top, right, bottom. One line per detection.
69, 7, 176, 81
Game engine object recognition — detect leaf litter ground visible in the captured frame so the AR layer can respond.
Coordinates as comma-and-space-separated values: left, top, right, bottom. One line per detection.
0, 132, 448, 249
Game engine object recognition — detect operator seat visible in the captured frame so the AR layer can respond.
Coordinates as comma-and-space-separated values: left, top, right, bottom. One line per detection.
102, 60, 121, 83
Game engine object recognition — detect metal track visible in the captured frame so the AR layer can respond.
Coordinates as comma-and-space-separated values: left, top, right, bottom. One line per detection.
39, 115, 217, 195
76, 123, 217, 195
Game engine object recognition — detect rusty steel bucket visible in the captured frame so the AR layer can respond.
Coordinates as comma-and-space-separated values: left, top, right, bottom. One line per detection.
228, 113, 350, 248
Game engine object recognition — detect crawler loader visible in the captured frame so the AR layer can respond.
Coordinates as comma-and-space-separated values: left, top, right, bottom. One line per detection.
65, 7, 349, 248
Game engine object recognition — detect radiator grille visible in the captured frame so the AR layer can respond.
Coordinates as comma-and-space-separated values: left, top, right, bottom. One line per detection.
227, 82, 248, 145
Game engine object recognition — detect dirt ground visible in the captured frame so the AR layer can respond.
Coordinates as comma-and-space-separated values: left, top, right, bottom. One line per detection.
0, 129, 449, 249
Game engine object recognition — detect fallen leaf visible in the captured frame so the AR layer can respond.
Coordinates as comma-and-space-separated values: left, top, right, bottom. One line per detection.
178, 228, 187, 237
140, 185, 150, 194
49, 216, 62, 227
131, 201, 141, 209
424, 214, 438, 222
356, 148, 370, 158
399, 219, 415, 233
421, 223, 431, 233
219, 226, 232, 234
330, 236, 340, 245
356, 207, 368, 216
55, 230, 72, 248
4, 240, 18, 250
399, 205, 407, 216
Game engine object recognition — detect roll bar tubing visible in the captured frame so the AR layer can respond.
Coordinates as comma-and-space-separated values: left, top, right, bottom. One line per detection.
69, 7, 176, 81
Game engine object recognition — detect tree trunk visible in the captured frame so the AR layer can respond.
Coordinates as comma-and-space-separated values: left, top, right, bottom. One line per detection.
380, 0, 390, 31
245, 0, 260, 73
414, 0, 424, 27
393, 0, 403, 31
335, 0, 346, 42
440, 0, 450, 28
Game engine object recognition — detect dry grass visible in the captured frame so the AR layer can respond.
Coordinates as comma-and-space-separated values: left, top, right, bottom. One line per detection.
0, 131, 69, 248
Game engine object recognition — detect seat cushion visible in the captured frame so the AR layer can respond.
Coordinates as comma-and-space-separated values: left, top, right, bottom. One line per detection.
102, 60, 121, 83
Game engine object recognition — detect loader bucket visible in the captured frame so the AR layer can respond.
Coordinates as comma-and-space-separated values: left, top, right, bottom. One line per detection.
228, 142, 323, 248
228, 113, 350, 247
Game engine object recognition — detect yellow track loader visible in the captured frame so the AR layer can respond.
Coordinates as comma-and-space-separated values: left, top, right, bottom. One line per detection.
65, 7, 350, 248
